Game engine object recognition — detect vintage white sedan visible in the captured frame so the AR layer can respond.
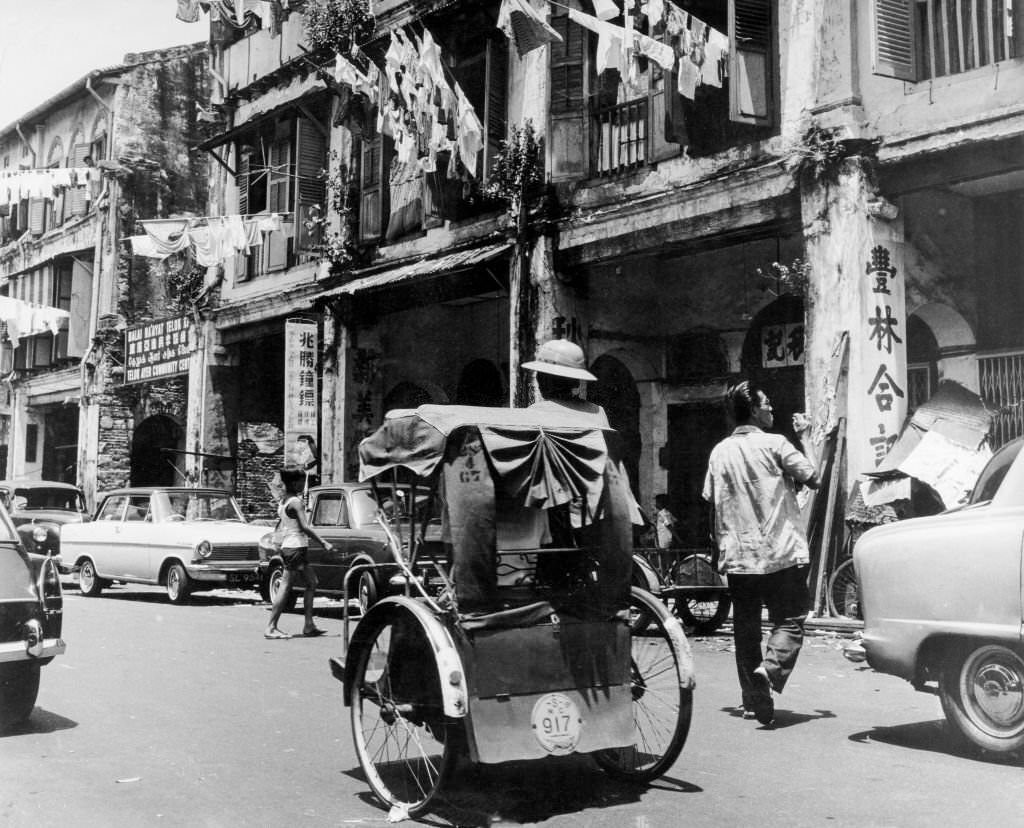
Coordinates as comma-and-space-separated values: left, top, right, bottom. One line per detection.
61, 487, 269, 604
854, 436, 1024, 755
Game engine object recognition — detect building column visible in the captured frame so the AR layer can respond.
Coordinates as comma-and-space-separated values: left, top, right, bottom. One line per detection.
511, 234, 586, 406
320, 304, 349, 485
184, 317, 210, 485
803, 156, 908, 489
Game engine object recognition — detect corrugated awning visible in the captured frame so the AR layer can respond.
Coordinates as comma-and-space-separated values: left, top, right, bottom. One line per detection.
325, 241, 512, 297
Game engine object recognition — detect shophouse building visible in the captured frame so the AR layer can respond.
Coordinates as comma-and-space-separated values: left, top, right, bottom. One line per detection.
0, 43, 209, 508
182, 0, 1024, 540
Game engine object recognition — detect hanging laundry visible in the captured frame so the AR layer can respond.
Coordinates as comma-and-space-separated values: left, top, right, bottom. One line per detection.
702, 28, 728, 88
665, 2, 688, 36
592, 0, 620, 21
644, 0, 665, 27
497, 0, 563, 58
140, 219, 192, 258
568, 9, 623, 75
334, 54, 374, 98
176, 0, 202, 22
128, 235, 171, 259
418, 29, 445, 87
634, 28, 676, 70
455, 85, 483, 178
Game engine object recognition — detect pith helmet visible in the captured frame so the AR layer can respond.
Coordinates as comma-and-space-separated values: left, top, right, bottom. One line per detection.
521, 338, 597, 382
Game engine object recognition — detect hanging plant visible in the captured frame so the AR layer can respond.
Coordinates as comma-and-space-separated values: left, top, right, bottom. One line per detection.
483, 119, 545, 216
303, 0, 375, 54
305, 150, 360, 268
755, 258, 811, 297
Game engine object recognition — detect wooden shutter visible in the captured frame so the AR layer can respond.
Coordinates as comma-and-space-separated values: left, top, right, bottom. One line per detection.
549, 8, 587, 180
871, 0, 919, 81
70, 144, 91, 216
268, 137, 291, 213
294, 117, 327, 254
67, 259, 92, 358
28, 198, 45, 236
359, 135, 384, 243
728, 0, 773, 126
483, 38, 509, 178
236, 150, 250, 216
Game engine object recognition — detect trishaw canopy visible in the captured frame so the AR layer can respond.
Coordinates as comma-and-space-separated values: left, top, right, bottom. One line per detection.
358, 404, 611, 510
357, 405, 634, 615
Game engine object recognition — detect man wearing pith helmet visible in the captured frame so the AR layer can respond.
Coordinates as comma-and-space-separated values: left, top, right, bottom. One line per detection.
522, 338, 610, 427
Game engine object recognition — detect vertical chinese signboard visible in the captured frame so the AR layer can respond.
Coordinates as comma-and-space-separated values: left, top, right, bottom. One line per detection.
859, 244, 907, 469
284, 319, 319, 473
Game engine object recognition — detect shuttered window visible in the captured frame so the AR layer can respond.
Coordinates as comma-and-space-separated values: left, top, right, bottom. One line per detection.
549, 8, 588, 181
359, 135, 385, 243
294, 116, 327, 254
28, 198, 46, 236
729, 0, 773, 126
268, 135, 292, 214
871, 0, 919, 81
484, 38, 510, 178
69, 144, 92, 217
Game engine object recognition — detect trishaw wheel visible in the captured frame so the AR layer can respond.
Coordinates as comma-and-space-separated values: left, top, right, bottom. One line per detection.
671, 554, 731, 635
595, 587, 693, 783
349, 609, 458, 817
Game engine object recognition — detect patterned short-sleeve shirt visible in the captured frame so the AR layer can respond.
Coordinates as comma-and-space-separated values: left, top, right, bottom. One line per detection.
702, 425, 816, 575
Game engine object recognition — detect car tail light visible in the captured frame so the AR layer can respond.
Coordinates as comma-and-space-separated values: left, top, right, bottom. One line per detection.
39, 557, 63, 610
196, 540, 212, 559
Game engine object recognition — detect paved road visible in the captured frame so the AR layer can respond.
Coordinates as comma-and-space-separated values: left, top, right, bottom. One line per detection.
3, 582, 1023, 827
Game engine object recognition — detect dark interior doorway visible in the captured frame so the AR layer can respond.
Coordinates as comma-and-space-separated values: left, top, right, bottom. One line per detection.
43, 406, 79, 483
132, 415, 183, 486
665, 402, 729, 548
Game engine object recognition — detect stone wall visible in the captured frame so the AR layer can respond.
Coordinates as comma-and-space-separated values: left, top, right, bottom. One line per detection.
236, 428, 282, 522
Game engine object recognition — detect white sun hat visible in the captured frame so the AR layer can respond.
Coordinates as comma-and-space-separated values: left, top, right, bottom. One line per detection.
521, 338, 597, 381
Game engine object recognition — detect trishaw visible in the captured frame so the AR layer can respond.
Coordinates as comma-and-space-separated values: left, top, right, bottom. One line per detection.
329, 405, 695, 817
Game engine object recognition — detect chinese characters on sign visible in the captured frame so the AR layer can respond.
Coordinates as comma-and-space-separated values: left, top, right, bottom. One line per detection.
761, 322, 805, 368
349, 346, 380, 478
124, 316, 192, 384
863, 245, 906, 466
284, 319, 319, 471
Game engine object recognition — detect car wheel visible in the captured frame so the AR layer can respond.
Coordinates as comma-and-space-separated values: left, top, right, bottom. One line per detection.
940, 643, 1024, 754
165, 563, 192, 604
357, 571, 378, 615
0, 662, 41, 731
78, 559, 103, 597
268, 566, 297, 612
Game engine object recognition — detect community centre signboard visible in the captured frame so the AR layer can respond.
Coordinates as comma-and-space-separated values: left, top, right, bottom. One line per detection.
124, 315, 192, 384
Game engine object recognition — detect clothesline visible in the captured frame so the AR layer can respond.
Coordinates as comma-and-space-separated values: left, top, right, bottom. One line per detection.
127, 212, 288, 267
132, 210, 293, 226
0, 296, 70, 349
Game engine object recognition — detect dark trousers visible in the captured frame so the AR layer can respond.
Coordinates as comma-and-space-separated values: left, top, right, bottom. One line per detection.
728, 565, 808, 708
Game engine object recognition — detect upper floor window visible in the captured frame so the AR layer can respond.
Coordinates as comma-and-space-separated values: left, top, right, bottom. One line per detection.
355, 10, 509, 245
873, 0, 1024, 81
550, 0, 776, 181
232, 103, 329, 280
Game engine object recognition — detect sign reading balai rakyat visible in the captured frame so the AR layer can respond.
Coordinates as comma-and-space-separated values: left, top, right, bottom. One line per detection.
124, 316, 192, 384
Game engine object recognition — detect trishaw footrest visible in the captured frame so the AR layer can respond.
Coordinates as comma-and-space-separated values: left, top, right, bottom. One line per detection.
329, 656, 346, 684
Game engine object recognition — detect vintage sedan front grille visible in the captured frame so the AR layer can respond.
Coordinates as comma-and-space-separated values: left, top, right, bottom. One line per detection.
207, 544, 260, 562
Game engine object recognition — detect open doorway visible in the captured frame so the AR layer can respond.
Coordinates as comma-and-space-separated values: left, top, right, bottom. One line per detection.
131, 415, 184, 486
665, 402, 729, 548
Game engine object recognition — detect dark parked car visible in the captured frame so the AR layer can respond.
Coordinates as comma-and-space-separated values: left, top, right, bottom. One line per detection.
0, 480, 90, 574
261, 482, 442, 612
0, 499, 65, 730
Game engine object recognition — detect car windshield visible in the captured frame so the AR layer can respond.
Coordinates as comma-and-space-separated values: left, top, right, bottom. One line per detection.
968, 439, 1022, 505
12, 487, 86, 512
153, 491, 245, 523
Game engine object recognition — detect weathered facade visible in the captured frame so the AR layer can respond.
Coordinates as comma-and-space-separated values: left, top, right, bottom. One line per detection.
176, 0, 1024, 537
0, 43, 209, 507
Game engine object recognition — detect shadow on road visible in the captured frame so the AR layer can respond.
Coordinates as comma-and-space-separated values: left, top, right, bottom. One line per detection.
719, 705, 836, 729
344, 754, 702, 826
1, 707, 78, 737
67, 588, 261, 607
848, 719, 1024, 765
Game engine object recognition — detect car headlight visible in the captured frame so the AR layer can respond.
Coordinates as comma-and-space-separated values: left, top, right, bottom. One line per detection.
32, 525, 48, 543
196, 540, 212, 559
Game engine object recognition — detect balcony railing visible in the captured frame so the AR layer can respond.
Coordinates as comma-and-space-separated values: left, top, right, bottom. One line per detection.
592, 98, 648, 178
918, 0, 1018, 79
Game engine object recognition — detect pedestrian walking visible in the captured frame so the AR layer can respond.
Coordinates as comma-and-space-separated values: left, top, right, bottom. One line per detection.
702, 380, 819, 725
265, 467, 335, 640
653, 493, 682, 548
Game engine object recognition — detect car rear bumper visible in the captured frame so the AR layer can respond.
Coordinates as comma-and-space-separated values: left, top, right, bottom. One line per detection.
0, 637, 66, 663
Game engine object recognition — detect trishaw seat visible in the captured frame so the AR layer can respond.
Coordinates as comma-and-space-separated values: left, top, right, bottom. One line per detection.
458, 599, 557, 632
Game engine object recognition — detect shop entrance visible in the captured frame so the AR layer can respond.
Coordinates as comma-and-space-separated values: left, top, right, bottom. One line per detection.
131, 415, 184, 486
590, 354, 641, 492
42, 406, 79, 483
665, 402, 729, 548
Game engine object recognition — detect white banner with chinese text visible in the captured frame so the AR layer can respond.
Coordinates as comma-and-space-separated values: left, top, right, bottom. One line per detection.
284, 318, 319, 475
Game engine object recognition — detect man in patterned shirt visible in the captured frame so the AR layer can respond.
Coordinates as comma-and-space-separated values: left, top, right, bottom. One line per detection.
702, 380, 819, 725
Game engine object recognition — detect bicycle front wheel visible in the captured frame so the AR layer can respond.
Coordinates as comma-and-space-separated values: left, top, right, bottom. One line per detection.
827, 558, 861, 619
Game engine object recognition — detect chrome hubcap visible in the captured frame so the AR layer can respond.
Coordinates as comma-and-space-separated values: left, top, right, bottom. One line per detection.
964, 648, 1024, 735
